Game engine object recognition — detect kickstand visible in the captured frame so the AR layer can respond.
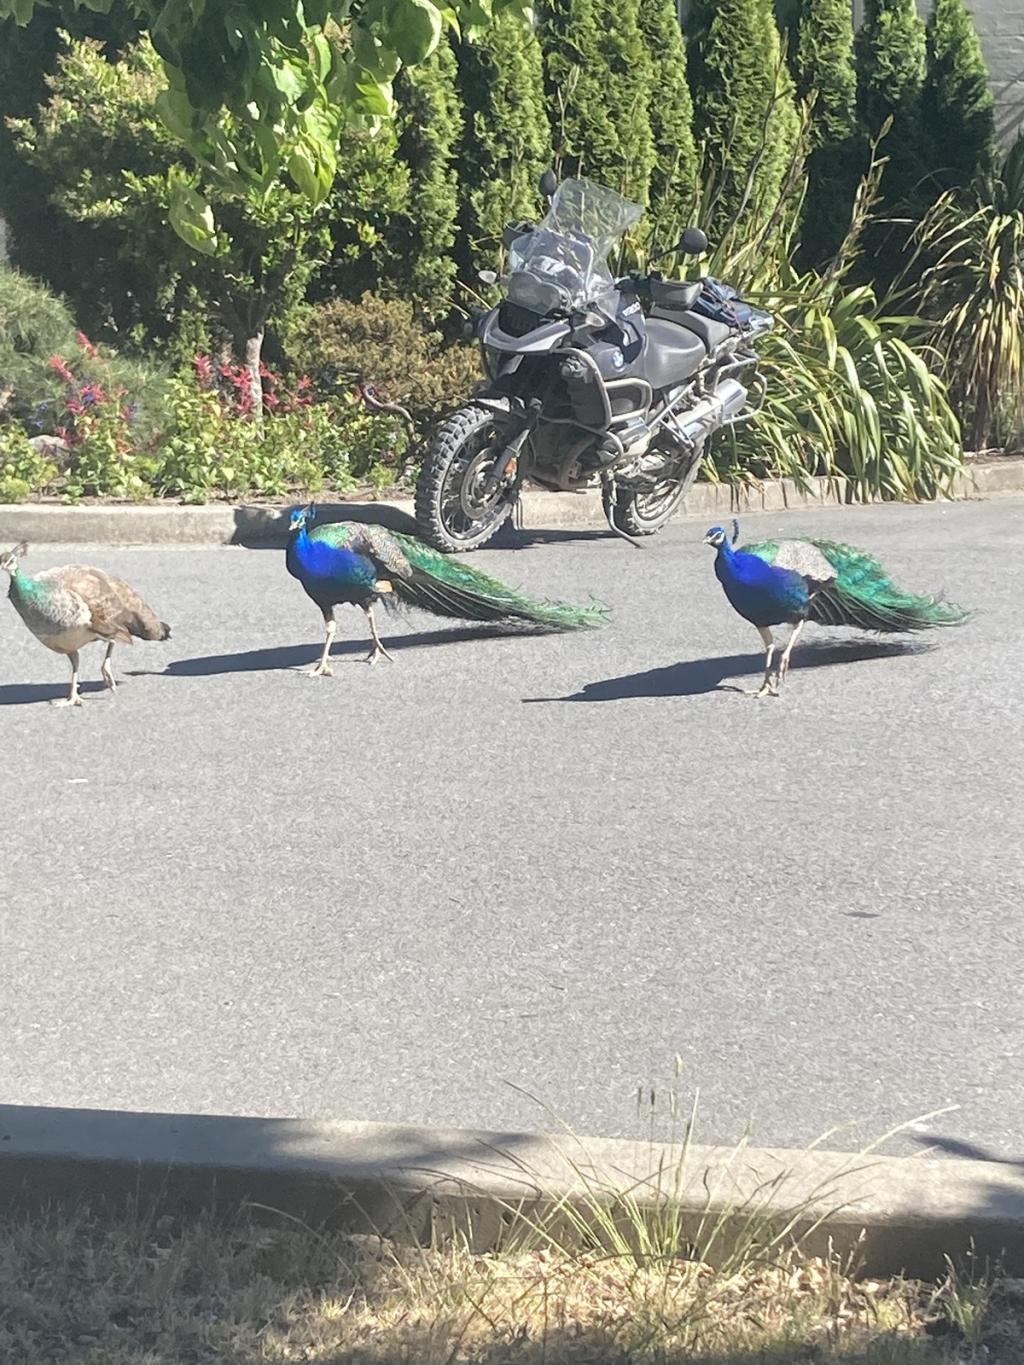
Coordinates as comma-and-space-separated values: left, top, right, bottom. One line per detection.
600, 474, 644, 550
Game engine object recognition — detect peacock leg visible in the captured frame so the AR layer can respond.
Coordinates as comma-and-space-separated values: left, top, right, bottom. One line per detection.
777, 619, 807, 688
363, 604, 394, 665
306, 609, 336, 677
744, 626, 779, 698
50, 650, 83, 708
101, 642, 117, 693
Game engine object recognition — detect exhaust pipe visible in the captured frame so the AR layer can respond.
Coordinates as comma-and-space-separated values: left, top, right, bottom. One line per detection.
670, 378, 748, 447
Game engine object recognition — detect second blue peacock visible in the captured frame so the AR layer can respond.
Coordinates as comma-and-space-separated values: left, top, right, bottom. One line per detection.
704, 520, 969, 697
286, 506, 606, 675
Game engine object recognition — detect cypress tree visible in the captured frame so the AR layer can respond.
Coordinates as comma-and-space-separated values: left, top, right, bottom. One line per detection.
640, 0, 699, 244
539, 0, 654, 205
390, 39, 463, 317
923, 0, 996, 193
687, 0, 801, 233
454, 11, 551, 273
856, 0, 926, 200
793, 0, 861, 264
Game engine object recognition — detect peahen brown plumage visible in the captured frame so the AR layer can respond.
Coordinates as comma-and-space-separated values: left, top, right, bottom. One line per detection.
1, 542, 171, 706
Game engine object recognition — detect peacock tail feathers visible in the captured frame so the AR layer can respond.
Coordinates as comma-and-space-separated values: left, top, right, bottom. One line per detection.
307, 519, 607, 631
744, 536, 970, 633
388, 529, 607, 631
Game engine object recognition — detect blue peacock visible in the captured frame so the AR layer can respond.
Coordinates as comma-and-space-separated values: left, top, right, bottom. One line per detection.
704, 519, 969, 697
286, 505, 606, 674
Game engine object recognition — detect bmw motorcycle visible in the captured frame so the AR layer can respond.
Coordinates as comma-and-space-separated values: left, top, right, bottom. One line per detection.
414, 174, 774, 552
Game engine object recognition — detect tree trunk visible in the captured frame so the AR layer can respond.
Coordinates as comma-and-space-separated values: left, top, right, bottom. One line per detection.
243, 328, 265, 421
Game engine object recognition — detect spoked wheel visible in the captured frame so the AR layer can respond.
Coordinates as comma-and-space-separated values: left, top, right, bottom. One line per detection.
415, 405, 520, 552
612, 454, 702, 537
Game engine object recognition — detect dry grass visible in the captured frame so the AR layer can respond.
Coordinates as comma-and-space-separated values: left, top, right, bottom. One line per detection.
1, 1204, 1023, 1364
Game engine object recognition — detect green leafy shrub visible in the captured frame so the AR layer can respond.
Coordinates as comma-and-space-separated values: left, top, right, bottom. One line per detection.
0, 425, 58, 502
910, 135, 1024, 450
793, 0, 863, 266
154, 364, 407, 501
454, 11, 550, 274
923, 0, 996, 194
856, 0, 927, 203
687, 0, 801, 235
722, 281, 964, 499
540, 0, 655, 204
0, 265, 166, 435
642, 0, 698, 244
0, 335, 409, 502
8, 33, 333, 412
699, 145, 965, 500
287, 294, 483, 430
389, 42, 464, 318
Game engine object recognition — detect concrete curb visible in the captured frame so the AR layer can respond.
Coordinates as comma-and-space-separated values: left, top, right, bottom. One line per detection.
2, 1104, 1023, 1277
0, 461, 1020, 546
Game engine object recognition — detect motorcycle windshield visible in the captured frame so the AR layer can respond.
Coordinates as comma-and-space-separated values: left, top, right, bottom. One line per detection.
507, 178, 644, 315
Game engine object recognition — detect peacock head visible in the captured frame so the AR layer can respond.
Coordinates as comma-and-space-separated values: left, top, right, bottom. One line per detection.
0, 542, 27, 576
703, 520, 740, 550
289, 504, 316, 534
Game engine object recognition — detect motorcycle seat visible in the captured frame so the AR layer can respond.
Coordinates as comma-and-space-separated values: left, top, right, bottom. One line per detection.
656, 308, 735, 353
641, 317, 707, 390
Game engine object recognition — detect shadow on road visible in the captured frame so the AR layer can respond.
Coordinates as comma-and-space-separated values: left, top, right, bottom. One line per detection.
0, 679, 109, 707
910, 1129, 1024, 1169
144, 625, 520, 677
527, 639, 932, 702
483, 525, 627, 551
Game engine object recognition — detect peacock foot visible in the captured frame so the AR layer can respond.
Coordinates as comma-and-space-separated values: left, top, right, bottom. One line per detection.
50, 695, 83, 708
305, 663, 334, 678
744, 681, 780, 699
364, 643, 394, 666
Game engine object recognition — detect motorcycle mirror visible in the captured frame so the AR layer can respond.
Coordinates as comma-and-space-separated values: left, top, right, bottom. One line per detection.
677, 226, 709, 255
539, 169, 558, 200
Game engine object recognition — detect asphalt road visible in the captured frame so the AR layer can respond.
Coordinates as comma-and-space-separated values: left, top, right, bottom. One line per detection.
1, 497, 1022, 1161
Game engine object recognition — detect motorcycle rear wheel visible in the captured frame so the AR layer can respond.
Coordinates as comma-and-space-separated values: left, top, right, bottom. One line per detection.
612, 454, 702, 537
415, 405, 518, 553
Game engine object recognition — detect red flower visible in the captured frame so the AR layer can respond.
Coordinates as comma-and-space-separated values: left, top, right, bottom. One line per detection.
75, 331, 99, 359
49, 355, 75, 383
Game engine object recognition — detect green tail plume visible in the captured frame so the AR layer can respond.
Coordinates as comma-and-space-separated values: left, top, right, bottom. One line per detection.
807, 538, 969, 633
391, 531, 607, 631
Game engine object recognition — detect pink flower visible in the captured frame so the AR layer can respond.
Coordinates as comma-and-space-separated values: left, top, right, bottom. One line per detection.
76, 331, 99, 358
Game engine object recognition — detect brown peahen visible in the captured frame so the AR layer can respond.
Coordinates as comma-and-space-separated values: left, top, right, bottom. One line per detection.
0, 542, 170, 706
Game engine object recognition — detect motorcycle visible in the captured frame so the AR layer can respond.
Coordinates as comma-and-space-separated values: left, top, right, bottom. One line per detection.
414, 173, 775, 552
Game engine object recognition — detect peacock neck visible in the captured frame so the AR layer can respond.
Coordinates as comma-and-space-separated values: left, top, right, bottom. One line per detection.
715, 540, 738, 577
7, 567, 38, 602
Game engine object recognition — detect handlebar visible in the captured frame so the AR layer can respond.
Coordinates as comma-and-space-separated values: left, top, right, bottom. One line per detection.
502, 219, 535, 249
614, 272, 654, 300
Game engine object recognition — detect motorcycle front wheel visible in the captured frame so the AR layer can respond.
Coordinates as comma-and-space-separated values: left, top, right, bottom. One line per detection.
415, 405, 519, 552
611, 452, 703, 537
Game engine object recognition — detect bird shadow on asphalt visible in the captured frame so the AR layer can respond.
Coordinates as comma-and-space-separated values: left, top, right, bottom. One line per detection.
128, 625, 522, 678
909, 1130, 1024, 1169
0, 679, 109, 707
482, 525, 627, 551
525, 638, 935, 702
